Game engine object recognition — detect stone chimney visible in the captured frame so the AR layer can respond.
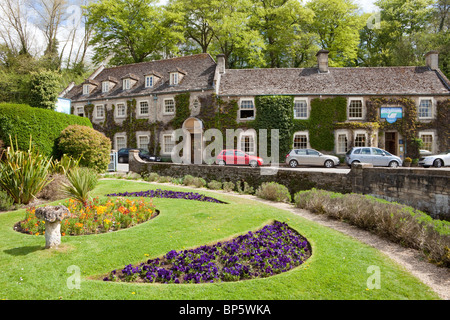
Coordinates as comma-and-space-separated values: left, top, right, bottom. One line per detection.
217, 54, 226, 74
316, 49, 330, 73
425, 51, 439, 70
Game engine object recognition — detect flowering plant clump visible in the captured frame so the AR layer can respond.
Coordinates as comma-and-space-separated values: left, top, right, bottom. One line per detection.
103, 221, 310, 284
106, 189, 226, 204
17, 197, 158, 236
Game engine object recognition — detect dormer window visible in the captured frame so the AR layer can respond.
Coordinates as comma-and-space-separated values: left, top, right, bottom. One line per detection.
145, 76, 154, 88
123, 79, 130, 90
83, 84, 90, 95
170, 72, 179, 86
102, 81, 109, 93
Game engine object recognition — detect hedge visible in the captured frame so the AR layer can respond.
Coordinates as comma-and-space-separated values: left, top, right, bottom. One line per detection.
0, 103, 92, 157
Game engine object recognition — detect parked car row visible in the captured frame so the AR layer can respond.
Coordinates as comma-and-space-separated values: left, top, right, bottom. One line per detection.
117, 148, 161, 163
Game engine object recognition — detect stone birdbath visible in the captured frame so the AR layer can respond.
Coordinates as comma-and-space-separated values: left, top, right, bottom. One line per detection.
35, 205, 69, 249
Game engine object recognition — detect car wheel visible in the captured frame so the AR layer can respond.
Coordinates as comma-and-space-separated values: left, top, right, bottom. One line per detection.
250, 160, 258, 168
324, 160, 334, 168
289, 160, 298, 168
351, 160, 360, 167
218, 160, 226, 166
389, 161, 399, 168
433, 159, 443, 168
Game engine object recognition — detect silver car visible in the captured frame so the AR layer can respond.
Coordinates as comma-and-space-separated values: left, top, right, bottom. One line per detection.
418, 150, 450, 168
286, 149, 340, 168
345, 147, 402, 168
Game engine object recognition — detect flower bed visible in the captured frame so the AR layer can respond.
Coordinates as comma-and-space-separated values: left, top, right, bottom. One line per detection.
16, 197, 158, 236
106, 189, 226, 204
103, 221, 311, 284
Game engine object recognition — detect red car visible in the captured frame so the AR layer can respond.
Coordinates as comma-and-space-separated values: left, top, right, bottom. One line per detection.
216, 149, 264, 167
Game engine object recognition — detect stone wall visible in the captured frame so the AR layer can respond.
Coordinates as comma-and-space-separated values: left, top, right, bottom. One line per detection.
129, 150, 450, 219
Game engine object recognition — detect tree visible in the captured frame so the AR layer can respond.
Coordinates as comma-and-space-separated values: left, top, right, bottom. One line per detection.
86, 0, 183, 66
28, 69, 61, 110
306, 0, 365, 67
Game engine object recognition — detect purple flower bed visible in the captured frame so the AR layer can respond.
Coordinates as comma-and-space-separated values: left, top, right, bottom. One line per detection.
106, 189, 226, 204
103, 221, 311, 284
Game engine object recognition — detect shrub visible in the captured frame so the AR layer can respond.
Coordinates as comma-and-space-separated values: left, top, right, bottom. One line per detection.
62, 167, 99, 205
182, 175, 195, 186
294, 189, 450, 267
192, 177, 206, 188
28, 69, 61, 110
0, 103, 92, 157
0, 189, 14, 211
237, 181, 255, 195
207, 180, 222, 190
157, 176, 173, 183
182, 175, 206, 188
37, 173, 69, 201
143, 172, 160, 182
58, 125, 111, 172
0, 138, 53, 205
255, 182, 291, 203
50, 154, 81, 175
222, 181, 235, 192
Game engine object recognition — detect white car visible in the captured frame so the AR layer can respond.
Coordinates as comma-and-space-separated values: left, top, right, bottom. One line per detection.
418, 150, 450, 168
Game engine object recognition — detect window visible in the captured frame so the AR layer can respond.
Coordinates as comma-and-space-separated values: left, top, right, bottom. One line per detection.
307, 149, 319, 156
361, 148, 371, 155
123, 79, 130, 90
170, 73, 178, 85
96, 105, 105, 119
241, 135, 255, 154
418, 99, 432, 119
354, 133, 366, 147
102, 81, 109, 93
163, 134, 175, 154
83, 84, 89, 95
164, 99, 175, 114
139, 101, 149, 115
420, 134, 433, 152
116, 103, 126, 117
145, 76, 154, 88
349, 100, 363, 119
193, 99, 200, 110
337, 134, 348, 154
293, 134, 308, 149
240, 99, 255, 120
373, 148, 385, 155
294, 100, 308, 119
116, 136, 126, 150
138, 135, 150, 151
76, 107, 84, 117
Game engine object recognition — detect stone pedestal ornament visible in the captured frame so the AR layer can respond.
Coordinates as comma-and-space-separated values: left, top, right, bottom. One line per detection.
35, 205, 69, 249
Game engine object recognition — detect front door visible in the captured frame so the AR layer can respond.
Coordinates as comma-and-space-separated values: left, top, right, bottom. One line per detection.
385, 132, 397, 155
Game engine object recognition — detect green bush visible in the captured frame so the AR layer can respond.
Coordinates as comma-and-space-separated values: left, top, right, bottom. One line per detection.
237, 181, 255, 195
62, 167, 99, 204
0, 138, 53, 205
58, 125, 111, 172
143, 172, 160, 182
182, 175, 196, 186
294, 189, 450, 267
222, 181, 235, 192
0, 189, 14, 211
28, 69, 61, 110
0, 103, 92, 157
255, 182, 291, 203
207, 180, 222, 190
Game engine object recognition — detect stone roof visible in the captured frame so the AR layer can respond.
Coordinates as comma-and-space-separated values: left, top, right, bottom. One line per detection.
64, 53, 217, 101
218, 66, 450, 96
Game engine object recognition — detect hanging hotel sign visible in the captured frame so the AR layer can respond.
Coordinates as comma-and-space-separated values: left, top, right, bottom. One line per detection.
380, 107, 403, 124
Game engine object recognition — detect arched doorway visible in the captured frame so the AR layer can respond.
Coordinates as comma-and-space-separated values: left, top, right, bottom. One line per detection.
182, 117, 204, 164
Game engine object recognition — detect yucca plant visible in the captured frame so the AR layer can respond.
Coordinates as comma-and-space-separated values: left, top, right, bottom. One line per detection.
51, 154, 81, 175
0, 136, 53, 205
62, 167, 99, 205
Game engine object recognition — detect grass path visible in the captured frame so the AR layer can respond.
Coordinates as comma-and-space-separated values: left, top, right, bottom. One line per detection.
0, 179, 442, 300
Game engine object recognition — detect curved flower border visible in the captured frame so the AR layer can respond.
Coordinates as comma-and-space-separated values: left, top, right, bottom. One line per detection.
106, 189, 227, 204
103, 221, 311, 284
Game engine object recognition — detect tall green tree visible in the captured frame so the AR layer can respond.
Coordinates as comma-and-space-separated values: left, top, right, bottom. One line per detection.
86, 0, 183, 66
28, 69, 61, 110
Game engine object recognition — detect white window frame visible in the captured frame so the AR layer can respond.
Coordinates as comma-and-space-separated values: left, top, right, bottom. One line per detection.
337, 132, 349, 154
293, 98, 309, 119
83, 84, 89, 95
239, 131, 257, 155
95, 105, 105, 119
138, 100, 150, 116
137, 135, 150, 151
418, 131, 435, 154
116, 103, 126, 118
354, 131, 368, 147
76, 106, 84, 117
293, 131, 310, 149
163, 98, 175, 115
102, 81, 109, 93
123, 78, 130, 90
348, 98, 364, 120
239, 98, 255, 120
170, 72, 179, 85
115, 135, 127, 151
162, 133, 175, 155
145, 76, 154, 88
418, 97, 434, 120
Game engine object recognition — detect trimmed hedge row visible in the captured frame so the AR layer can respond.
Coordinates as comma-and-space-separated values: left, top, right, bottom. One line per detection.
0, 103, 92, 157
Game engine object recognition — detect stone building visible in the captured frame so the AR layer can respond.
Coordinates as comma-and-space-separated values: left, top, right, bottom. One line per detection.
62, 50, 450, 162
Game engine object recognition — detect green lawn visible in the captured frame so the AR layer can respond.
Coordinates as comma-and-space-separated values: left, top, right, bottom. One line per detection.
0, 179, 440, 300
